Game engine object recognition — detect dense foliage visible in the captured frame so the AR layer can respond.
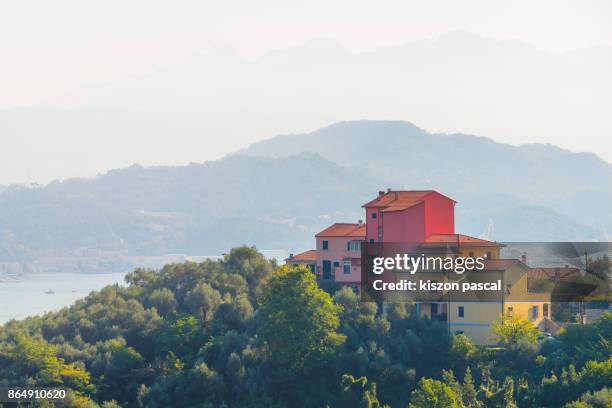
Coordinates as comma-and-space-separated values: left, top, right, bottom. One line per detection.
0, 246, 610, 407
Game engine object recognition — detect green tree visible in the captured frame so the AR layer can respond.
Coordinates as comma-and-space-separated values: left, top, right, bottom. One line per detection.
147, 288, 177, 316
155, 314, 204, 360
564, 387, 612, 408
340, 374, 387, 408
503, 377, 518, 408
257, 265, 345, 370
408, 378, 462, 408
185, 282, 222, 320
442, 370, 463, 405
96, 340, 148, 404
491, 314, 540, 346
449, 333, 477, 374
0, 334, 90, 390
462, 367, 481, 408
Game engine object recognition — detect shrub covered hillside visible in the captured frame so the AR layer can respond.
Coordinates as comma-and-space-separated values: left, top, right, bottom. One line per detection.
0, 246, 610, 407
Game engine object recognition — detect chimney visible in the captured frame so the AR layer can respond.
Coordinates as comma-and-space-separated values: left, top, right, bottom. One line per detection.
387, 187, 392, 193
358, 219, 363, 225
521, 254, 527, 265
378, 190, 385, 198
289, 253, 294, 259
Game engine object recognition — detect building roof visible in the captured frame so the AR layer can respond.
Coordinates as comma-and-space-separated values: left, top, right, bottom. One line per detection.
528, 267, 581, 281
362, 190, 456, 212
286, 249, 318, 262
421, 234, 504, 248
315, 223, 366, 237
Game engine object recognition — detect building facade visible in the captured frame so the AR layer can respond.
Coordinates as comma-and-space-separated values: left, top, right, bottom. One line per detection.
287, 189, 552, 345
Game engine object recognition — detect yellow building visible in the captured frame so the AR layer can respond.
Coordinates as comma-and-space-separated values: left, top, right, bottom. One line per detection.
412, 237, 551, 346
445, 260, 551, 345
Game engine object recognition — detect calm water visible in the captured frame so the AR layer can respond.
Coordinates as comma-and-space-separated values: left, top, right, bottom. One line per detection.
0, 272, 128, 324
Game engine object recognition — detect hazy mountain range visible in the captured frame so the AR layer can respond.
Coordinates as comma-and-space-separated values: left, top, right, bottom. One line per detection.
2, 30, 611, 185
1, 120, 610, 264
243, 120, 612, 239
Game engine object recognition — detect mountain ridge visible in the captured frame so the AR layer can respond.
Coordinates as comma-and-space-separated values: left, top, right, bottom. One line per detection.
0, 120, 608, 266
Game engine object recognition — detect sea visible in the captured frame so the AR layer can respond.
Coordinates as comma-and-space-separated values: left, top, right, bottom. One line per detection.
0, 272, 128, 324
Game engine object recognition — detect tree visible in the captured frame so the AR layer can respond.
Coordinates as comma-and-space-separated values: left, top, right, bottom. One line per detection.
0, 334, 90, 390
257, 265, 345, 370
147, 288, 177, 316
340, 374, 386, 408
449, 333, 477, 374
156, 314, 204, 360
97, 339, 148, 404
491, 314, 540, 346
503, 377, 518, 408
408, 378, 462, 408
462, 367, 481, 408
185, 282, 222, 320
223, 246, 275, 292
564, 387, 612, 408
442, 370, 462, 403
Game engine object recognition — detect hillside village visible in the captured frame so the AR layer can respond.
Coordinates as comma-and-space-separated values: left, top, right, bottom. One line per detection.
287, 189, 608, 345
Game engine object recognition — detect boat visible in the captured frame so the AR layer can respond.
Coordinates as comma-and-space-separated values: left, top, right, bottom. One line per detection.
45, 289, 55, 294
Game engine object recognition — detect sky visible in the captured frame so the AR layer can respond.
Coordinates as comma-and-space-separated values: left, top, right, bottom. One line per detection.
1, 0, 611, 184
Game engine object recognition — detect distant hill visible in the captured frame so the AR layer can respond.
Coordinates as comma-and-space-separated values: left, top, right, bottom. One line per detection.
0, 120, 609, 263
0, 154, 374, 261
243, 120, 612, 238
48, 31, 611, 164
2, 31, 611, 185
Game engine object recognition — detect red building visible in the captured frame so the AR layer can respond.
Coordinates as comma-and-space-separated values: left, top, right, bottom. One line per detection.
287, 189, 499, 285
363, 190, 455, 244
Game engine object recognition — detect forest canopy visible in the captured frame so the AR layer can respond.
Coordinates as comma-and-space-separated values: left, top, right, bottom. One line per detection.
0, 246, 610, 407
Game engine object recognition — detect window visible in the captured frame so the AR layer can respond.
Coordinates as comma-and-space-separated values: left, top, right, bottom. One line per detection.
322, 240, 329, 250
369, 239, 375, 243
458, 306, 465, 318
543, 303, 549, 318
507, 306, 513, 316
348, 241, 361, 251
532, 305, 539, 319
333, 261, 340, 268
372, 212, 377, 219
322, 260, 332, 280
486, 251, 492, 259
343, 261, 351, 275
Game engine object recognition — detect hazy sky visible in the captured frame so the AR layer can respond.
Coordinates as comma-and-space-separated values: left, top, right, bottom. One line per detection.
1, 0, 611, 184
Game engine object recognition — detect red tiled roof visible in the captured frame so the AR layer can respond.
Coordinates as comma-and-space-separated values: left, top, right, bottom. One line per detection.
315, 223, 366, 237
362, 190, 456, 212
528, 267, 580, 281
421, 234, 504, 247
287, 249, 317, 262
